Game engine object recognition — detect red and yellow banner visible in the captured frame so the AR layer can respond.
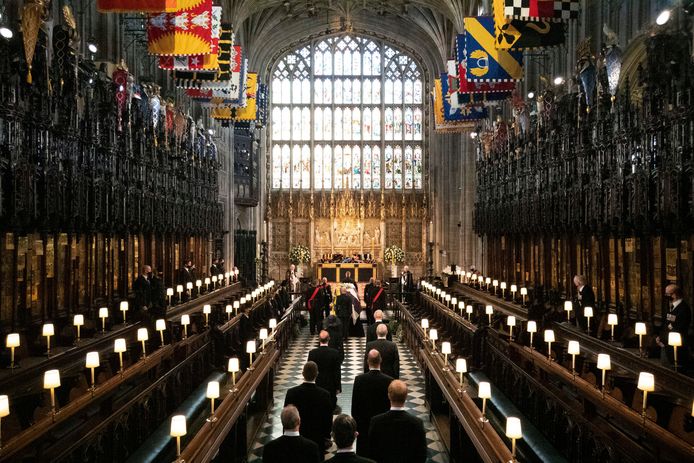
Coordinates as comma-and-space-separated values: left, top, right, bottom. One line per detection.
147, 0, 212, 56
97, 0, 204, 13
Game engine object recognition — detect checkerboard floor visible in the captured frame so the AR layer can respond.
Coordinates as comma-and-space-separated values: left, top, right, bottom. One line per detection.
248, 324, 450, 462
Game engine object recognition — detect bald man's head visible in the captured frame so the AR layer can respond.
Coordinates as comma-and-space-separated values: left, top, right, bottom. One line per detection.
374, 310, 383, 321
367, 349, 382, 369
388, 380, 408, 407
319, 330, 330, 344
376, 323, 388, 338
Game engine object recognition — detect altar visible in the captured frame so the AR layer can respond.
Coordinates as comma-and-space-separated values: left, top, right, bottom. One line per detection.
316, 263, 377, 283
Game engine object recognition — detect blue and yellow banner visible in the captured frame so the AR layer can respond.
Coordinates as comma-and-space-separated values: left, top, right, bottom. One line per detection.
440, 73, 488, 121
461, 18, 523, 81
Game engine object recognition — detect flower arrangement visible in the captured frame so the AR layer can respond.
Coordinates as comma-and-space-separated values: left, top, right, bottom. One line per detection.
384, 245, 405, 264
288, 245, 311, 264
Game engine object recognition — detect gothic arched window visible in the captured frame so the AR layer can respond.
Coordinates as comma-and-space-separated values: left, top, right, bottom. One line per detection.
271, 35, 423, 190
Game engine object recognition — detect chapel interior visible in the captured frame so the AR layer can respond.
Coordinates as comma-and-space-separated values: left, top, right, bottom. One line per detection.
0, 0, 693, 462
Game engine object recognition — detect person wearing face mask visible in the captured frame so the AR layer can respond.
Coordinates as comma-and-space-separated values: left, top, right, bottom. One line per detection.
656, 284, 692, 369
134, 265, 153, 314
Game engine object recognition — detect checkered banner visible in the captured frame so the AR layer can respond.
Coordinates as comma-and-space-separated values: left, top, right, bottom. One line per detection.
497, 0, 579, 20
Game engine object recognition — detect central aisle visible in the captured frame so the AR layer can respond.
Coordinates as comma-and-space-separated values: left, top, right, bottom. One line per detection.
249, 324, 450, 462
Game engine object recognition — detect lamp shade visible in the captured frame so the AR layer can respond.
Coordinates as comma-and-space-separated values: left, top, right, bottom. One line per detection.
472, 274, 477, 281
181, 314, 190, 325
500, 282, 507, 290
0, 395, 9, 418
166, 288, 174, 296
44, 369, 61, 389
584, 306, 594, 318
520, 287, 527, 296
441, 341, 452, 354
228, 357, 240, 372
43, 323, 54, 336
176, 285, 183, 292
597, 354, 611, 370
196, 280, 202, 287
456, 358, 467, 373
493, 279, 499, 287
137, 328, 148, 342
99, 307, 109, 318
233, 301, 240, 309
527, 321, 537, 333
451, 297, 458, 306
170, 415, 187, 437
114, 338, 126, 353
86, 351, 100, 368
226, 305, 233, 314
507, 316, 516, 327
120, 301, 129, 311
485, 305, 494, 315
186, 282, 193, 290
607, 314, 618, 326
6, 333, 20, 348
429, 329, 438, 341
206, 381, 220, 399
212, 276, 217, 283
246, 340, 256, 354
637, 372, 655, 392
458, 301, 464, 310
204, 278, 211, 285
478, 381, 491, 399
635, 322, 647, 336
668, 332, 682, 347
259, 328, 268, 340
269, 318, 277, 329
203, 304, 211, 314
506, 417, 522, 439
544, 330, 555, 343
240, 297, 246, 305
485, 277, 491, 285
156, 319, 166, 331
564, 301, 573, 311
511, 284, 517, 292
421, 319, 429, 330
74, 314, 84, 326
466, 305, 473, 314
567, 340, 580, 355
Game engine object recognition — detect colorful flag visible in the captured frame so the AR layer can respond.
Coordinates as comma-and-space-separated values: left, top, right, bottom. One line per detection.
496, 0, 579, 21
147, 0, 212, 56
440, 73, 488, 121
159, 54, 218, 71
461, 18, 524, 81
432, 79, 480, 133
494, 0, 565, 50
232, 73, 258, 121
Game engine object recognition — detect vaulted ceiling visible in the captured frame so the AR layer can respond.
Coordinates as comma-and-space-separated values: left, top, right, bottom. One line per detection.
224, 0, 482, 79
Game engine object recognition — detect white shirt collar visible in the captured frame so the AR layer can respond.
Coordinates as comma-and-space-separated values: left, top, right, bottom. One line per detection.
283, 431, 300, 437
368, 368, 381, 371
578, 285, 584, 292
336, 448, 355, 453
304, 380, 316, 384
672, 299, 682, 309
390, 406, 406, 411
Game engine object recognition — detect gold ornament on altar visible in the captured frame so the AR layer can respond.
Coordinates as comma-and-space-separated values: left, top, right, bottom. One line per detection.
22, 0, 46, 84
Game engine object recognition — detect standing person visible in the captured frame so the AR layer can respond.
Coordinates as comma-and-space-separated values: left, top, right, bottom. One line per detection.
330, 415, 376, 463
178, 260, 195, 286
656, 284, 692, 369
308, 330, 342, 411
573, 275, 595, 331
364, 324, 399, 379
284, 362, 333, 458
307, 279, 324, 335
133, 265, 152, 314
320, 277, 333, 319
368, 380, 427, 463
324, 314, 344, 363
336, 287, 353, 340
238, 305, 254, 371
210, 258, 220, 277
364, 278, 375, 312
149, 270, 166, 318
366, 310, 392, 343
400, 265, 414, 303
351, 350, 394, 456
286, 264, 300, 294
217, 258, 226, 274
262, 405, 321, 463
370, 281, 387, 321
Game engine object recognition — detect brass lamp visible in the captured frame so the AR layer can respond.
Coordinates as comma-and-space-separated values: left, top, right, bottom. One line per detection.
85, 352, 100, 394
43, 323, 54, 357
114, 338, 126, 375
259, 328, 269, 351
269, 318, 277, 337
567, 341, 580, 379
607, 314, 618, 341
176, 284, 183, 301
456, 358, 467, 393
206, 381, 220, 422
421, 319, 429, 339
507, 316, 516, 341
73, 314, 84, 344
6, 333, 19, 369
500, 282, 507, 298
466, 305, 473, 322
137, 328, 148, 360
228, 357, 240, 392
597, 353, 611, 398
170, 415, 187, 460
478, 381, 491, 427
429, 329, 438, 351
120, 301, 129, 325
181, 314, 190, 339
505, 417, 523, 462
485, 305, 493, 325
203, 304, 211, 327
511, 284, 518, 301
668, 332, 682, 371
520, 287, 527, 305
564, 301, 573, 321
166, 288, 174, 306
637, 372, 655, 424
441, 342, 451, 370
99, 307, 109, 333
0, 395, 9, 449
233, 301, 240, 316
247, 340, 256, 370
635, 322, 646, 356
544, 329, 555, 362
43, 369, 61, 420
225, 305, 233, 321
584, 306, 594, 332
156, 319, 166, 347
527, 321, 537, 350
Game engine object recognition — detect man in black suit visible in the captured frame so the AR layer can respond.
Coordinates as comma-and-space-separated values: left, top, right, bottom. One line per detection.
178, 260, 195, 285
657, 284, 692, 368
351, 350, 393, 456
366, 310, 392, 343
330, 414, 376, 463
133, 265, 152, 314
263, 405, 321, 463
400, 266, 414, 303
335, 287, 353, 339
320, 277, 333, 318
307, 331, 342, 410
284, 362, 333, 457
210, 258, 220, 277
573, 274, 595, 331
364, 324, 399, 379
368, 380, 427, 463
307, 279, 324, 335
237, 305, 254, 371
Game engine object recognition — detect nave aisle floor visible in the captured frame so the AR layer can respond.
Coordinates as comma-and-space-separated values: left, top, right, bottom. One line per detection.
248, 325, 450, 462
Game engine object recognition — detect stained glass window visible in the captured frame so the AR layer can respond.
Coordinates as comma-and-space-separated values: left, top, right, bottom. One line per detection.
270, 35, 424, 190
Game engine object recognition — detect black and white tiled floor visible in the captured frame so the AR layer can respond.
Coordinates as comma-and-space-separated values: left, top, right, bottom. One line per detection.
248, 324, 449, 462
